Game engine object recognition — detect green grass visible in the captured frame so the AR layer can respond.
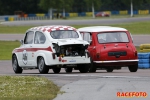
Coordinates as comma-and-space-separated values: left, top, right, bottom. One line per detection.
0, 24, 33, 34
110, 22, 150, 34
0, 76, 60, 100
73, 21, 150, 34
136, 46, 140, 52
0, 41, 20, 60
1, 21, 150, 34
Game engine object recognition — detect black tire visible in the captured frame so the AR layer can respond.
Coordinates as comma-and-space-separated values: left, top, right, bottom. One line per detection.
52, 67, 61, 73
106, 67, 113, 72
89, 60, 96, 72
128, 64, 138, 72
12, 55, 23, 74
65, 68, 73, 73
38, 57, 49, 74
78, 64, 89, 73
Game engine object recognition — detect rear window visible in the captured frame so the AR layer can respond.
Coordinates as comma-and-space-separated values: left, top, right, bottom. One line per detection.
50, 30, 79, 39
97, 32, 129, 43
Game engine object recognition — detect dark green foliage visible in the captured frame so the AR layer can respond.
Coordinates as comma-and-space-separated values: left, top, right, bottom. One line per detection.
0, 0, 150, 15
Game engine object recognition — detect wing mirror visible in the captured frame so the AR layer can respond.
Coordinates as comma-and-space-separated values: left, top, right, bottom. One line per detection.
20, 40, 24, 45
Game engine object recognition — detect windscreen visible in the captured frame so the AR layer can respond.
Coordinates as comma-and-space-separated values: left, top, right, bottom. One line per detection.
97, 32, 129, 43
50, 30, 79, 39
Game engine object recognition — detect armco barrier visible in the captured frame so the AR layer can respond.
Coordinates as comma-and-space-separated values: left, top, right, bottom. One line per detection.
138, 10, 149, 15
4, 17, 9, 21
138, 53, 150, 69
119, 10, 128, 15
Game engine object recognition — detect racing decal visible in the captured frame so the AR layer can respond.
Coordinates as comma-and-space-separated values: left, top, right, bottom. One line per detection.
30, 25, 76, 33
13, 46, 52, 53
22, 50, 28, 65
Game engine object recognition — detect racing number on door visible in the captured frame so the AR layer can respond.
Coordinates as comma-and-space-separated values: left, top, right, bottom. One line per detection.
22, 50, 28, 65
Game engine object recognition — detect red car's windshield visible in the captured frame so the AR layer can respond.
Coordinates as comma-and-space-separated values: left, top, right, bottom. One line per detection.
97, 32, 129, 43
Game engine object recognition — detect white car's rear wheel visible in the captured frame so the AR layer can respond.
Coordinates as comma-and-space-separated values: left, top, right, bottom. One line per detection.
78, 64, 89, 73
38, 57, 49, 74
106, 67, 113, 72
52, 67, 61, 73
65, 68, 73, 73
12, 55, 23, 74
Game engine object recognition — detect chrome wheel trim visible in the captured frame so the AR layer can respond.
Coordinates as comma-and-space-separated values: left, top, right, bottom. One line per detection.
12, 57, 17, 71
38, 58, 44, 71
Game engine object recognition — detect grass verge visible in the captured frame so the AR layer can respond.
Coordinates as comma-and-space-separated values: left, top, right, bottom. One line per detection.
0, 76, 60, 100
0, 41, 20, 60
0, 20, 150, 34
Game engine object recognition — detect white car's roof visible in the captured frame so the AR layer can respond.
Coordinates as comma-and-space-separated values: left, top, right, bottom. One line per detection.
28, 25, 76, 32
78, 26, 127, 32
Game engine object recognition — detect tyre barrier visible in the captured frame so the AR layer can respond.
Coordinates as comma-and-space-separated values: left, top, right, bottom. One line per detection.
140, 44, 150, 53
138, 53, 150, 69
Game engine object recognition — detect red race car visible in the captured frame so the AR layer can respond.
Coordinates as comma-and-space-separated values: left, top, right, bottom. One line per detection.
95, 12, 110, 17
78, 26, 138, 72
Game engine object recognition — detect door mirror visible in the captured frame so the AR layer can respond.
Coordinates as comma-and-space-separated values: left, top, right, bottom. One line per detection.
20, 40, 24, 45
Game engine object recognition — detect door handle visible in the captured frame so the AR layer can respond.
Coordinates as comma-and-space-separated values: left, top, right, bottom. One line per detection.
30, 45, 32, 47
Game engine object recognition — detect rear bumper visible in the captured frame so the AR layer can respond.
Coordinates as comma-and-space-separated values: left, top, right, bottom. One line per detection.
94, 59, 139, 63
47, 56, 91, 66
93, 59, 138, 67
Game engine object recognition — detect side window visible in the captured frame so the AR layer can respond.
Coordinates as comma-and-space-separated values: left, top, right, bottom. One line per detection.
80, 33, 84, 39
24, 31, 34, 44
34, 31, 46, 44
83, 32, 92, 43
119, 32, 129, 42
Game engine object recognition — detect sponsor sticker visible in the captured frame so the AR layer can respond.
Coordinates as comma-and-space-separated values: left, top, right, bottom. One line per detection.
69, 60, 76, 62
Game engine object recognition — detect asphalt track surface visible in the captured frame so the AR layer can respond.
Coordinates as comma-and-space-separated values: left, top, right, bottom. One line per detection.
0, 60, 150, 100
0, 17, 150, 100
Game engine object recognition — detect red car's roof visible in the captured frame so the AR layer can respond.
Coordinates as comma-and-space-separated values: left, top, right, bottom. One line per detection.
78, 26, 127, 32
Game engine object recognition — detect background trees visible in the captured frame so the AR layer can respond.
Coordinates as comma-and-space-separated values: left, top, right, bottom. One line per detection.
0, 0, 150, 15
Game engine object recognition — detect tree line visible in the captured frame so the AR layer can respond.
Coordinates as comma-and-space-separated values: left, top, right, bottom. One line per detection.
0, 0, 150, 15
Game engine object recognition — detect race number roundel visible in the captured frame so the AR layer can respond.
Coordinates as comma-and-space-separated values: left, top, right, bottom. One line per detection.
22, 50, 28, 65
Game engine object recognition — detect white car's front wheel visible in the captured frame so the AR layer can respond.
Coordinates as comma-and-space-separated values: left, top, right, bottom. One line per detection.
38, 57, 49, 74
12, 55, 23, 74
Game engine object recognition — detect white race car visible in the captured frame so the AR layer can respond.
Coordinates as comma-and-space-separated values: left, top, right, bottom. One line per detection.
12, 25, 90, 74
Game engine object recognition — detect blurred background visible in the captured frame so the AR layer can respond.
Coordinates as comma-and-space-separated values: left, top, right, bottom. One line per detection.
0, 0, 150, 21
